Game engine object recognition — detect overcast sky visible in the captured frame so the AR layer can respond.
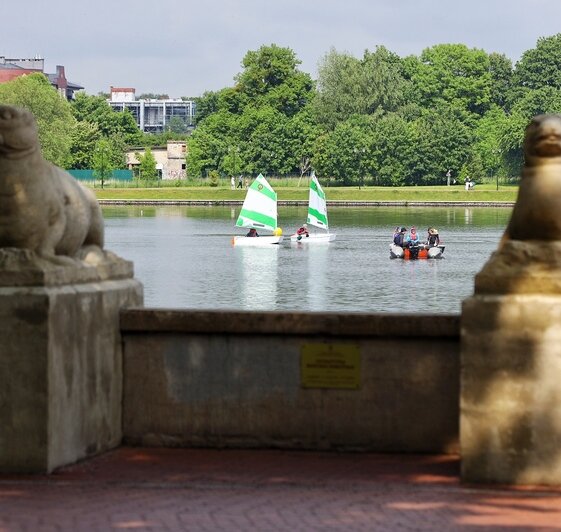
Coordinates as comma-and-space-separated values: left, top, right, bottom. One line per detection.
2, 0, 561, 98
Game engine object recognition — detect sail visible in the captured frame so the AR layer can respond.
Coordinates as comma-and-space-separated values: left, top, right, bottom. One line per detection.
307, 173, 329, 230
235, 174, 278, 232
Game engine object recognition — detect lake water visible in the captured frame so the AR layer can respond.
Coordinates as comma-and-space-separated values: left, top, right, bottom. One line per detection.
102, 205, 512, 314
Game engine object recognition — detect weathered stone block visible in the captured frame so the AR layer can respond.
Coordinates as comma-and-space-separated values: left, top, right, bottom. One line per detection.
0, 254, 143, 473
461, 295, 561, 484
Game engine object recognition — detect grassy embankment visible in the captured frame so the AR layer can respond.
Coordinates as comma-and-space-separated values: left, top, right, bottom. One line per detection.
92, 183, 518, 203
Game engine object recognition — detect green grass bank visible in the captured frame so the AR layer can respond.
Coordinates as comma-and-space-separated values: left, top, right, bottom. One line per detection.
92, 184, 518, 204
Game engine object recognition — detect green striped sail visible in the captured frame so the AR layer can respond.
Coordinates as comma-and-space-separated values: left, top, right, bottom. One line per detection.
306, 173, 329, 230
235, 174, 278, 232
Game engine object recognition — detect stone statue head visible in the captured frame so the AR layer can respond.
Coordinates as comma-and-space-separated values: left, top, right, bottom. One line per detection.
524, 114, 561, 164
0, 105, 39, 159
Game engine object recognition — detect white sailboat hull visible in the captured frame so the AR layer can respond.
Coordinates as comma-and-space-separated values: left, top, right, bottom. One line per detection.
233, 235, 284, 246
289, 233, 336, 243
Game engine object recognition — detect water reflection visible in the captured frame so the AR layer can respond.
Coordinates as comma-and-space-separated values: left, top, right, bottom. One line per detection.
307, 245, 329, 311
236, 246, 279, 310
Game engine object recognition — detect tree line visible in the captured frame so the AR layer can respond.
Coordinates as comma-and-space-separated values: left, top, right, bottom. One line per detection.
188, 35, 561, 185
1, 34, 561, 186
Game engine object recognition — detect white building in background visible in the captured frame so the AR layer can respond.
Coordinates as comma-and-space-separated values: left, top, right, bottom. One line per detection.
126, 141, 187, 180
108, 87, 196, 133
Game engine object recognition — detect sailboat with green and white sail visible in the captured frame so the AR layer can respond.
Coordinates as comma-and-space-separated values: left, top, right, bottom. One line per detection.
290, 172, 336, 243
233, 174, 283, 246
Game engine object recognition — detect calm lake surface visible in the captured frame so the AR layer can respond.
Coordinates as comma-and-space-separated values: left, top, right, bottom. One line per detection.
102, 205, 511, 314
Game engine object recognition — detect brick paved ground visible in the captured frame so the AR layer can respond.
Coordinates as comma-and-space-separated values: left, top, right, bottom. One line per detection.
1, 448, 561, 531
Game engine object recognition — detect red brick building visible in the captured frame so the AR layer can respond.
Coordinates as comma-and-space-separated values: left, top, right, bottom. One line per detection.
0, 56, 83, 99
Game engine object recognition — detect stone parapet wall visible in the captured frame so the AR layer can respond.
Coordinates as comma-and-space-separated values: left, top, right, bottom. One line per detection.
121, 309, 460, 453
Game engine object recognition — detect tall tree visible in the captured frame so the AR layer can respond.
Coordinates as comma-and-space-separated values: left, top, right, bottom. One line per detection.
92, 138, 116, 188
235, 44, 314, 116
0, 73, 76, 167
513, 33, 561, 90
69, 120, 102, 169
313, 47, 408, 130
411, 44, 492, 119
488, 52, 514, 109
136, 148, 158, 180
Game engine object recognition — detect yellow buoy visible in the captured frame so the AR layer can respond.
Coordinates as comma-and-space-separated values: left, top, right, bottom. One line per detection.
273, 227, 283, 236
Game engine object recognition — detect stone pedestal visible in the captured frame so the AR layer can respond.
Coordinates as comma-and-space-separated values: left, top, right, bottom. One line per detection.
0, 249, 143, 473
461, 241, 561, 484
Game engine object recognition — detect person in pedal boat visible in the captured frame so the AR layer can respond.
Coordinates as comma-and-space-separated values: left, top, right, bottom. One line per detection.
406, 227, 420, 246
246, 228, 259, 237
393, 227, 407, 247
296, 224, 309, 240
405, 226, 420, 259
426, 227, 440, 247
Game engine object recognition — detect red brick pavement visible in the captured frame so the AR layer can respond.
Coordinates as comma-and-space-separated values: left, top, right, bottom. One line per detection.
1, 448, 561, 531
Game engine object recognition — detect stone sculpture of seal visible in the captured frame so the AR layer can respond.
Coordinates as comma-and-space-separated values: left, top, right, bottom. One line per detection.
500, 114, 561, 246
476, 114, 561, 294
0, 105, 104, 261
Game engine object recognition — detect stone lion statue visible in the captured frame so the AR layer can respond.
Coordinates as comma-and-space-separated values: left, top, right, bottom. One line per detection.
0, 105, 104, 262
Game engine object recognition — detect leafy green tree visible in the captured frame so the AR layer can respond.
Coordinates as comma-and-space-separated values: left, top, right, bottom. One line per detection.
194, 90, 220, 123
497, 87, 561, 177
284, 108, 322, 179
186, 110, 236, 177
166, 116, 188, 134
0, 73, 76, 167
313, 47, 407, 130
367, 113, 417, 186
235, 44, 313, 116
470, 105, 510, 179
411, 44, 492, 119
409, 106, 473, 184
313, 117, 370, 184
69, 120, 102, 169
71, 92, 142, 145
513, 34, 561, 90
136, 147, 158, 180
488, 52, 514, 109
92, 138, 117, 188
242, 106, 292, 175
208, 169, 219, 187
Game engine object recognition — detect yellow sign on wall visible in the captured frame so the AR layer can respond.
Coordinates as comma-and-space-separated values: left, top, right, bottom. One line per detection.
300, 343, 361, 389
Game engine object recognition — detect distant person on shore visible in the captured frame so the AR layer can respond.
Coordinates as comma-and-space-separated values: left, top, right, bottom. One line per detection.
230, 176, 235, 190
237, 175, 243, 189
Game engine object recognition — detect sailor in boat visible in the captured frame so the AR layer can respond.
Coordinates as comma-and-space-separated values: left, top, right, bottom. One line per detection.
296, 224, 310, 240
246, 228, 259, 237
405, 226, 421, 259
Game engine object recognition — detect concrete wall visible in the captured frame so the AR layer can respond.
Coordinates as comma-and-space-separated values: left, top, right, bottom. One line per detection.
121, 310, 460, 453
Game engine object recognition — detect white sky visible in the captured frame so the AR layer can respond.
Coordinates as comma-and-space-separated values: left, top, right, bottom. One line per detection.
2, 0, 560, 98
